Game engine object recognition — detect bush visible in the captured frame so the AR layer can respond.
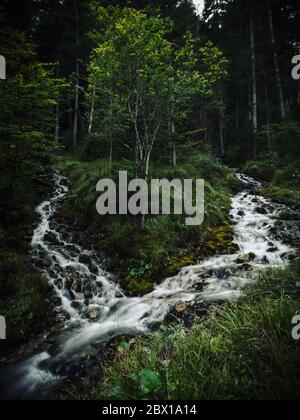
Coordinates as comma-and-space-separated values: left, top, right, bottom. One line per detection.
242, 153, 279, 182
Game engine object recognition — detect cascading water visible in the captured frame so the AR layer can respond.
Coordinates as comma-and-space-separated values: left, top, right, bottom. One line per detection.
0, 172, 294, 399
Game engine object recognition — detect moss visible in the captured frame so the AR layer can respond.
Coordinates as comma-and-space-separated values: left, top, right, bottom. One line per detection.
165, 255, 198, 277
121, 276, 154, 296
203, 222, 238, 255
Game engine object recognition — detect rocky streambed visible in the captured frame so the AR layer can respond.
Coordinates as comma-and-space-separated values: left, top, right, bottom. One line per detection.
0, 171, 298, 400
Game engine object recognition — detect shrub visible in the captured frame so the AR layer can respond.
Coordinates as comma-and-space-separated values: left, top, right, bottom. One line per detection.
242, 153, 279, 182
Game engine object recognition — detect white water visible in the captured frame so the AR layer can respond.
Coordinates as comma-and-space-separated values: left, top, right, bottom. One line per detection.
0, 172, 293, 399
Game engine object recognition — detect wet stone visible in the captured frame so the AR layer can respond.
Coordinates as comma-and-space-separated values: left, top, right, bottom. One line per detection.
255, 206, 268, 215
71, 301, 83, 311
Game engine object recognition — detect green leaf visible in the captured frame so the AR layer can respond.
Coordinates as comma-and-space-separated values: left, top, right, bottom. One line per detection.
139, 369, 162, 395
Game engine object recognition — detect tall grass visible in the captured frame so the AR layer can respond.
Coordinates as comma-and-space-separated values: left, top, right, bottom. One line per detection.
98, 260, 300, 400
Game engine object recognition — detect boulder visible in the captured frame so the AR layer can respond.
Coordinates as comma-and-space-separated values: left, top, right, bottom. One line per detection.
236, 254, 250, 264
242, 263, 253, 271
79, 254, 91, 265
175, 302, 188, 314
71, 301, 83, 310
255, 206, 268, 215
89, 308, 102, 321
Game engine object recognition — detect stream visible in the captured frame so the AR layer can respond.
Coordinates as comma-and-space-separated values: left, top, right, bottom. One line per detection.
0, 172, 295, 400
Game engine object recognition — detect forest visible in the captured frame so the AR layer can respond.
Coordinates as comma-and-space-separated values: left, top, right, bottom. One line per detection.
0, 0, 300, 401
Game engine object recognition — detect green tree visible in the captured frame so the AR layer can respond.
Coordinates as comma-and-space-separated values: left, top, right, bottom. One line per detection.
89, 8, 227, 177
0, 20, 65, 206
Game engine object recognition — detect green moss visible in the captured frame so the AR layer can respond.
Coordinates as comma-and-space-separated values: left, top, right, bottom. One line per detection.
122, 277, 154, 296
203, 223, 238, 255
165, 255, 198, 277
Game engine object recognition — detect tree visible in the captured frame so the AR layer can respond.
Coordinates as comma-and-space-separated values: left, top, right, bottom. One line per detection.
267, 0, 286, 120
249, 0, 258, 159
89, 8, 227, 177
0, 19, 65, 206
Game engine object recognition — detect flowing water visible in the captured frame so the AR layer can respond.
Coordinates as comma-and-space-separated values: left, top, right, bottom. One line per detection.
0, 172, 294, 399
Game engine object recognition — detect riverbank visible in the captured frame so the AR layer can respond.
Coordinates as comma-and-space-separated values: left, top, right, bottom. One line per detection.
1, 153, 299, 400
57, 153, 241, 296
50, 170, 299, 400
0, 166, 57, 354
94, 258, 300, 401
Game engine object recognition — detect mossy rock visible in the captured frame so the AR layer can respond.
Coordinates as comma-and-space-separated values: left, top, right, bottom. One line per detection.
203, 223, 238, 256
166, 254, 198, 277
121, 276, 154, 296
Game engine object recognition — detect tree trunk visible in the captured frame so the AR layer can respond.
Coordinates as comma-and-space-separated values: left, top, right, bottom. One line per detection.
55, 62, 60, 143
268, 0, 286, 120
55, 96, 60, 143
219, 108, 225, 160
171, 120, 176, 168
264, 73, 272, 151
250, 0, 258, 159
88, 89, 95, 136
236, 98, 239, 131
109, 135, 113, 177
218, 87, 225, 160
73, 0, 80, 149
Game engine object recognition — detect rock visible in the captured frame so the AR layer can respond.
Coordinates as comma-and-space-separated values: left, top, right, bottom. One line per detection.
44, 232, 60, 246
64, 278, 73, 290
193, 281, 207, 291
199, 272, 211, 279
238, 210, 245, 217
71, 301, 83, 310
89, 264, 99, 275
242, 263, 253, 271
84, 291, 93, 299
262, 256, 269, 264
267, 246, 278, 253
248, 252, 256, 261
236, 254, 250, 264
75, 292, 84, 300
225, 269, 234, 277
296, 282, 300, 288
89, 308, 102, 321
79, 254, 91, 265
33, 257, 52, 269
255, 206, 268, 215
175, 302, 188, 314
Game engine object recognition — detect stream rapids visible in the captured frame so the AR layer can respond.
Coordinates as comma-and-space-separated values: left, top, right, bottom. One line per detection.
0, 172, 294, 399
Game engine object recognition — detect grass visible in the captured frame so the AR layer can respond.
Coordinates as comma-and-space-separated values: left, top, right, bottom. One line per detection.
96, 259, 300, 400
58, 153, 241, 295
242, 155, 300, 208
242, 153, 280, 182
262, 161, 300, 208
0, 165, 55, 351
